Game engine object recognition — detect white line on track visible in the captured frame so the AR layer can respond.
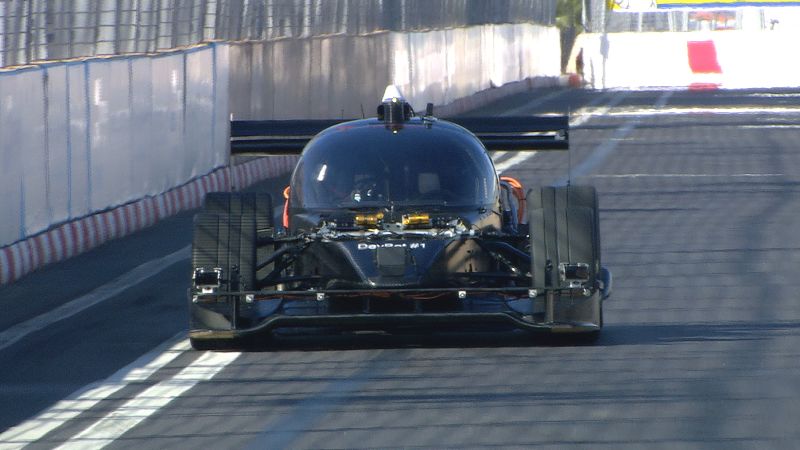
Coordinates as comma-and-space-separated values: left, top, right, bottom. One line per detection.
654, 91, 673, 109
602, 106, 800, 117
491, 90, 569, 167
0, 335, 189, 449
493, 152, 542, 173
746, 93, 800, 98
490, 150, 512, 165
740, 125, 800, 129
493, 91, 633, 174
55, 351, 240, 450
590, 173, 786, 179
0, 245, 190, 353
500, 89, 569, 116
554, 90, 674, 186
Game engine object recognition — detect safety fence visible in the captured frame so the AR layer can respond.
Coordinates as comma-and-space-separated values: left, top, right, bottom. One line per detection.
0, 44, 229, 253
0, 0, 556, 68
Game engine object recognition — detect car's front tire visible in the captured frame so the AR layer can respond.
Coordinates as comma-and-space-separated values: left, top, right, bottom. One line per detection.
528, 185, 603, 335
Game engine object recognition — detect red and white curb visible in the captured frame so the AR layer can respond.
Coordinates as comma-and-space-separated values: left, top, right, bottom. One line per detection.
0, 156, 297, 285
687, 40, 723, 90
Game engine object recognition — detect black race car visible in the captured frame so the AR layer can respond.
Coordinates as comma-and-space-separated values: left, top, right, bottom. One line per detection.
188, 86, 611, 349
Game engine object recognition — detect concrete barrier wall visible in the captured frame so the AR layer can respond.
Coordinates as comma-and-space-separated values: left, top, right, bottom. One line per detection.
229, 23, 561, 119
0, 156, 296, 284
570, 30, 800, 90
1, 23, 561, 284
399, 23, 560, 111
0, 44, 230, 251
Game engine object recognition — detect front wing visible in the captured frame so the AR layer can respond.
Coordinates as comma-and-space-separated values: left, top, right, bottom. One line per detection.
189, 286, 603, 341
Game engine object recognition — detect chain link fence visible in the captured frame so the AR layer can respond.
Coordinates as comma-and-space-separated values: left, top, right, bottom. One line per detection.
0, 0, 556, 68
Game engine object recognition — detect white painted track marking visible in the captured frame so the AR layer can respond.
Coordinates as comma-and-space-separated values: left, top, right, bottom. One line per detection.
654, 91, 673, 109
56, 351, 240, 450
0, 336, 189, 449
0, 245, 190, 353
554, 91, 673, 186
602, 106, 800, 117
590, 173, 786, 179
494, 152, 542, 173
747, 93, 800, 98
740, 125, 800, 129
500, 89, 569, 116
493, 91, 632, 174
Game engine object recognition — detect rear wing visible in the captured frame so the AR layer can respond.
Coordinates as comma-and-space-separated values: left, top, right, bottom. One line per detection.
230, 115, 569, 156
230, 120, 348, 156
447, 116, 568, 151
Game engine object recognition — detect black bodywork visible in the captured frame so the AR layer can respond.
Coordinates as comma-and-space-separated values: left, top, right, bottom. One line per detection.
189, 97, 610, 346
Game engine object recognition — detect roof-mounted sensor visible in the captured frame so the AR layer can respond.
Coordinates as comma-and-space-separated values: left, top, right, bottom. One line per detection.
377, 85, 413, 124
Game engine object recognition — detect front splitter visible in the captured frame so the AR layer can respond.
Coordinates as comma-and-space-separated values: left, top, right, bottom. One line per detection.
189, 312, 600, 341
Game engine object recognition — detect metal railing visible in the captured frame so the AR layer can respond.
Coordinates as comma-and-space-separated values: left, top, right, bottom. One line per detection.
0, 0, 556, 68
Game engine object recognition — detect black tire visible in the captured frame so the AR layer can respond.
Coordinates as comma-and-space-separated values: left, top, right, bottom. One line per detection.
190, 192, 272, 348
528, 185, 603, 334
561, 186, 601, 273
528, 186, 601, 287
195, 192, 273, 291
203, 192, 273, 234
191, 211, 256, 293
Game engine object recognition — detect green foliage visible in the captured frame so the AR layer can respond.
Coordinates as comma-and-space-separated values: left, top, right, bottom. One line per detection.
556, 0, 584, 31
556, 0, 585, 72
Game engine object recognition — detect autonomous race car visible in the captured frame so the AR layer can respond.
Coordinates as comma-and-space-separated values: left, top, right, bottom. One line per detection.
188, 87, 611, 349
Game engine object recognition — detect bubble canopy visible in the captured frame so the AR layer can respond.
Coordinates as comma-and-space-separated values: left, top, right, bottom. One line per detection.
290, 118, 498, 210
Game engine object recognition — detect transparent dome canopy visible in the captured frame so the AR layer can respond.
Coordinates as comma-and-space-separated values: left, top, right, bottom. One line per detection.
290, 120, 498, 210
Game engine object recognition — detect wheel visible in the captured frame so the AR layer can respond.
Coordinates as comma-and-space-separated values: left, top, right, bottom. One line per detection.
203, 191, 273, 231
189, 192, 273, 346
526, 186, 602, 274
527, 185, 601, 287
192, 211, 256, 293
195, 192, 274, 291
528, 185, 603, 332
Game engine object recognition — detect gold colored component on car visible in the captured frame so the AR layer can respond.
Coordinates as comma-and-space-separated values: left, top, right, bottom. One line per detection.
354, 212, 384, 228
402, 213, 431, 228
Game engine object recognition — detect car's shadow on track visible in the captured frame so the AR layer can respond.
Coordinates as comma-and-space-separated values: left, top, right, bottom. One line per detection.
219, 321, 800, 352
601, 321, 800, 346
234, 329, 602, 352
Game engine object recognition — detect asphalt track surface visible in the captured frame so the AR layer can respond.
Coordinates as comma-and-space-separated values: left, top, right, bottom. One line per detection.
2, 88, 800, 449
